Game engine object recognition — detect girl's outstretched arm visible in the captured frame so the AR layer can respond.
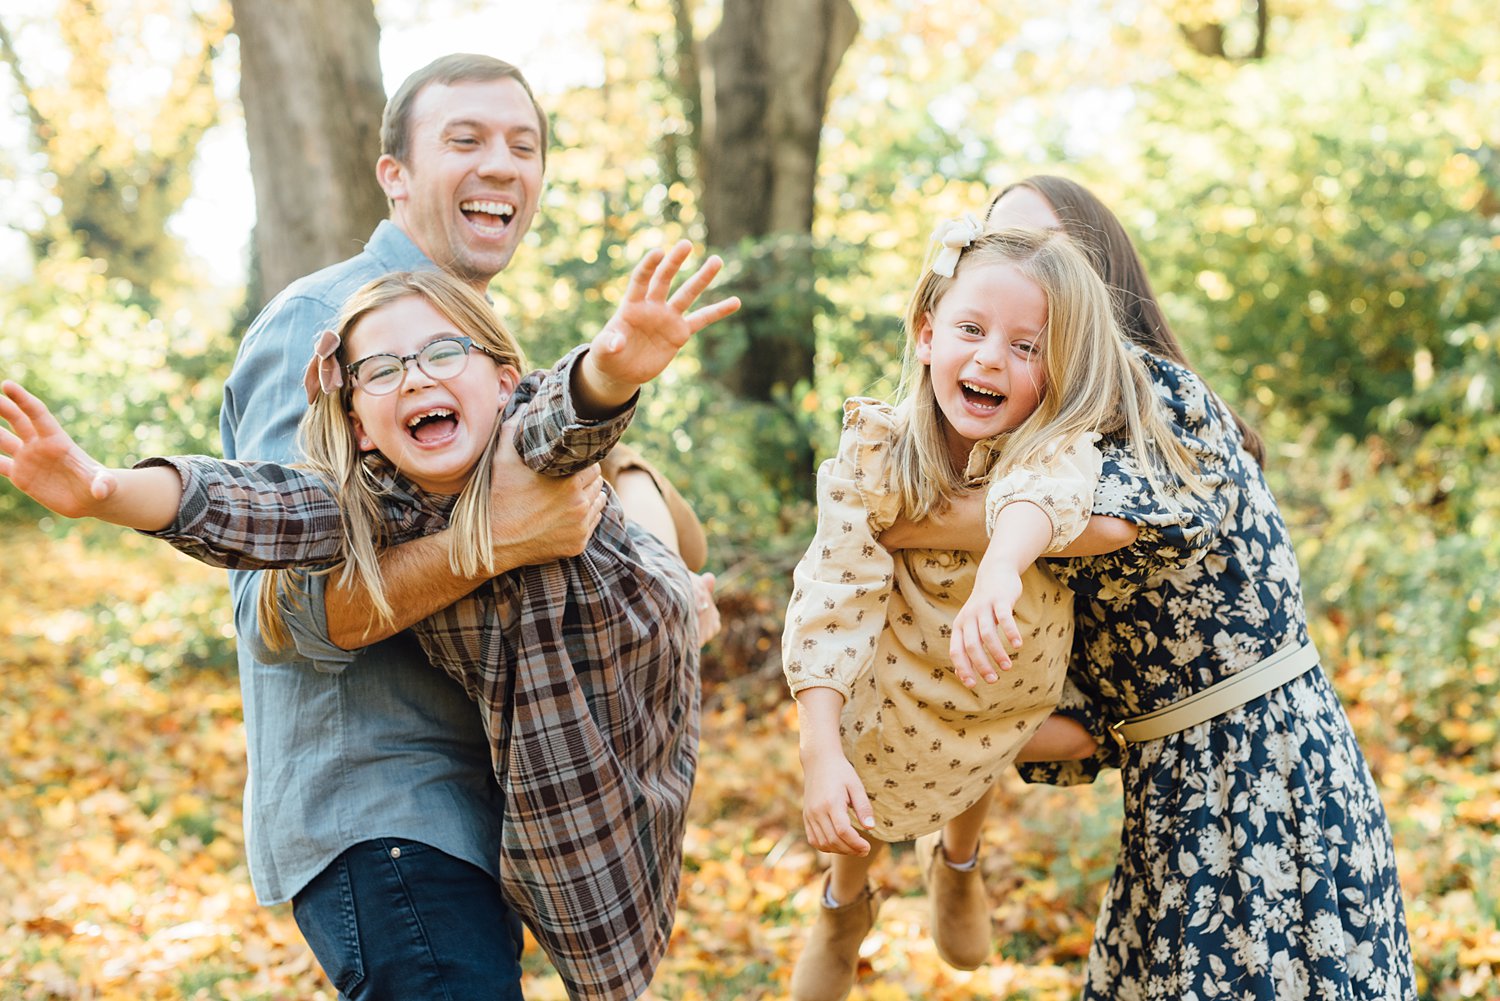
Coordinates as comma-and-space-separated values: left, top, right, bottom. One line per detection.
573, 240, 741, 416
0, 380, 181, 531
796, 686, 877, 857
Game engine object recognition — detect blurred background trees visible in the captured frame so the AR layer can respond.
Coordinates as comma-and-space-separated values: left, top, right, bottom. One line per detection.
0, 0, 1494, 720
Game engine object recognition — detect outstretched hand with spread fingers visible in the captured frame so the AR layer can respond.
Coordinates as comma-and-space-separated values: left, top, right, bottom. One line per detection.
0, 380, 118, 519
588, 240, 740, 394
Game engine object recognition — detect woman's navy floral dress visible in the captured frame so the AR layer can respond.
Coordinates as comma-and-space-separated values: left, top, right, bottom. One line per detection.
1022, 348, 1415, 1001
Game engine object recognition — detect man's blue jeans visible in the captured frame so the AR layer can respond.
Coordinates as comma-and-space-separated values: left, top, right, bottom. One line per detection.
292, 839, 525, 1000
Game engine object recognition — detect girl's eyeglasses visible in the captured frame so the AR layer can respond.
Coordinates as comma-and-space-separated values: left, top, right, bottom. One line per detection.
345, 337, 489, 396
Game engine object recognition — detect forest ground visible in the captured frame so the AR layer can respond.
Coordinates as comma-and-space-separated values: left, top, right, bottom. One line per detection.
1, 528, 1496, 1000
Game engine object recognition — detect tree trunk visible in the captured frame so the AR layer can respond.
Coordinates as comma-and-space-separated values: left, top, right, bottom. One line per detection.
230, 0, 386, 311
1179, 0, 1270, 60
689, 0, 857, 493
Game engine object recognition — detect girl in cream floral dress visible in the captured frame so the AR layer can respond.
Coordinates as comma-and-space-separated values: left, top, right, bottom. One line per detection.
782, 221, 1204, 1001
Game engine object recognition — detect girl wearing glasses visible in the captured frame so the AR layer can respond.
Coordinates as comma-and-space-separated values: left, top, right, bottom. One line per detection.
0, 242, 739, 1001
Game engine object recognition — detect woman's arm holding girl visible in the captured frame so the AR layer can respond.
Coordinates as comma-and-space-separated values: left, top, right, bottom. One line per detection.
879, 488, 1138, 556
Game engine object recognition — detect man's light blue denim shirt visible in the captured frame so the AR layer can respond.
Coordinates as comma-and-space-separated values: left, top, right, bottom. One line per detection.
221, 221, 501, 904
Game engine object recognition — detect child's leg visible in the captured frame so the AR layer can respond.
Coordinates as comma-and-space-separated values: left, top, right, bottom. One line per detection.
827, 839, 885, 904
793, 843, 888, 1001
599, 443, 707, 570
938, 785, 994, 864
608, 460, 720, 645
918, 789, 996, 971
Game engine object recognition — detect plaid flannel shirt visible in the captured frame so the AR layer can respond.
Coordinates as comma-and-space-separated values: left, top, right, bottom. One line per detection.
144, 349, 701, 1001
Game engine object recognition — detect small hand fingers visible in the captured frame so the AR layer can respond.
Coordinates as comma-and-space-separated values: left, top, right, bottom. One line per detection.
0, 387, 35, 439
666, 254, 724, 312
684, 295, 742, 332
951, 644, 979, 689
0, 426, 20, 456
693, 573, 715, 612
91, 470, 116, 501
3, 381, 61, 436
961, 627, 1000, 683
646, 240, 694, 301
849, 790, 875, 832
837, 826, 870, 856
975, 617, 1010, 677
1001, 614, 1024, 655
624, 248, 666, 302
806, 813, 836, 852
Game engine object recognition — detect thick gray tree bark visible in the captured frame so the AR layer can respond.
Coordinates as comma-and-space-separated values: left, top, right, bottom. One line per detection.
230, 0, 386, 310
697, 0, 857, 395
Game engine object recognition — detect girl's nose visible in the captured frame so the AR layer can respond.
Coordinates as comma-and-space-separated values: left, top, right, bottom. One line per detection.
973, 336, 1004, 368
401, 360, 439, 392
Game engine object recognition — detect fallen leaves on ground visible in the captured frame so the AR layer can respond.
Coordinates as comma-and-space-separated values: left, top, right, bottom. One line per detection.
2, 526, 1496, 999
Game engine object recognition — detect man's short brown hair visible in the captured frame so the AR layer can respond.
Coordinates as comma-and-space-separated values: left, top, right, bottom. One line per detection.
380, 53, 548, 166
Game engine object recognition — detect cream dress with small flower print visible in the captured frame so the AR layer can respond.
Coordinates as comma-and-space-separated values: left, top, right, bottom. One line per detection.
782, 398, 1101, 841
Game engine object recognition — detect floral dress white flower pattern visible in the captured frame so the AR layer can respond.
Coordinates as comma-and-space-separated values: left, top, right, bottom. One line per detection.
1021, 348, 1416, 1001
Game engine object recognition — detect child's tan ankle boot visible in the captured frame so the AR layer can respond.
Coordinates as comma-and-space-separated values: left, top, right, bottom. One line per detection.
789, 879, 881, 1001
916, 830, 992, 970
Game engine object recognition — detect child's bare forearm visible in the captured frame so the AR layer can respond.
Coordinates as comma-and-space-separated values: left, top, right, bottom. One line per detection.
571, 350, 639, 417
984, 500, 1052, 571
88, 466, 185, 532
795, 686, 847, 762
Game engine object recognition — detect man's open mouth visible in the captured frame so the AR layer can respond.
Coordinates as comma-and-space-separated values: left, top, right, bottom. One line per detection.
460, 199, 515, 231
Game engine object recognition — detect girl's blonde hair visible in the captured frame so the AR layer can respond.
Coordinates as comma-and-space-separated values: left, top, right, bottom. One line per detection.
258, 270, 527, 651
890, 226, 1203, 520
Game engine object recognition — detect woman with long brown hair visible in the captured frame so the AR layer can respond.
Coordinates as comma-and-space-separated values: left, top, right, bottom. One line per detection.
882, 176, 1414, 1001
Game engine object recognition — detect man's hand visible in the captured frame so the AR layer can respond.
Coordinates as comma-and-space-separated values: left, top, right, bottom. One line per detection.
486, 417, 608, 568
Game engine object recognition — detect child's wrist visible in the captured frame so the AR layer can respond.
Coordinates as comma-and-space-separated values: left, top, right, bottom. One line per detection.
573, 351, 636, 417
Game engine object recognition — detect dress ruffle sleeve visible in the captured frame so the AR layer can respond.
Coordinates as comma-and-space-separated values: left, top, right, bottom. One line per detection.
781, 398, 900, 702
984, 433, 1102, 554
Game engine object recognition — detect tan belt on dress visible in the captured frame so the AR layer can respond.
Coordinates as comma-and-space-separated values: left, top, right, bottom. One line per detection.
1108, 641, 1320, 750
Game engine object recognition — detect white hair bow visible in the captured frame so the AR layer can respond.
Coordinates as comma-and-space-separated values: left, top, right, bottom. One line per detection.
929, 213, 984, 277
303, 328, 344, 404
